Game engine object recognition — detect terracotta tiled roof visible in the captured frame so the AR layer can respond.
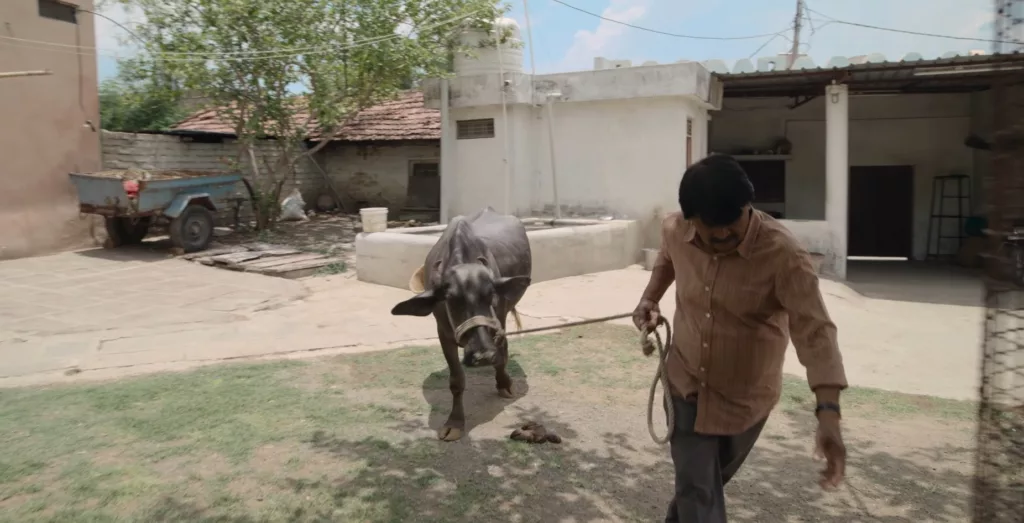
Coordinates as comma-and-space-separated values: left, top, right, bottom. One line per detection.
171, 91, 440, 142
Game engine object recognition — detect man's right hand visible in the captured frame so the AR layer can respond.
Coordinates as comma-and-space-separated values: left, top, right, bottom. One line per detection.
632, 298, 661, 332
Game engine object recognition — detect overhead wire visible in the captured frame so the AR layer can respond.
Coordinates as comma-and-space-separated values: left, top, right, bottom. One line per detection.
549, 0, 792, 41
19, 1, 1020, 65
747, 34, 785, 59
804, 6, 1022, 46
1, 6, 492, 62
552, 0, 1021, 51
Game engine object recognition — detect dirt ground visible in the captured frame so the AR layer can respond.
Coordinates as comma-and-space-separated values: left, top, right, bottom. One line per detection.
0, 324, 977, 522
214, 213, 437, 272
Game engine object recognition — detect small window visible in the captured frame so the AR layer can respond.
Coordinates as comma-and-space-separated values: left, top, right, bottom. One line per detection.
456, 119, 495, 140
39, 0, 78, 24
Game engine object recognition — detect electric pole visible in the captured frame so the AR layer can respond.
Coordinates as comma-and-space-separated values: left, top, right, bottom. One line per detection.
787, 0, 804, 69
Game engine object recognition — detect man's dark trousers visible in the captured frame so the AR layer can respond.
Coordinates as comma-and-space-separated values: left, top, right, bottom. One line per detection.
664, 395, 767, 523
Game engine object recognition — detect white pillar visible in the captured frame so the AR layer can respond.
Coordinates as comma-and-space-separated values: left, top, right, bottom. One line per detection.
439, 78, 451, 223
825, 83, 849, 280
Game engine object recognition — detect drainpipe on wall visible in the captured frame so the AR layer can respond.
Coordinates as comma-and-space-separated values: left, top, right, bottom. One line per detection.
495, 29, 513, 216
440, 78, 451, 224
545, 93, 562, 219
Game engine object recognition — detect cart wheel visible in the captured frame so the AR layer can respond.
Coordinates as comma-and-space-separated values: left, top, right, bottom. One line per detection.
104, 217, 152, 247
169, 205, 215, 253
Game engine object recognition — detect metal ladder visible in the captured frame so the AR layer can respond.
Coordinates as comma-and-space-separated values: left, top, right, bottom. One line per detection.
926, 174, 972, 259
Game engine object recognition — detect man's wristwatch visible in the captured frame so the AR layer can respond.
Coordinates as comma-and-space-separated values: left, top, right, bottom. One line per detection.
815, 402, 841, 419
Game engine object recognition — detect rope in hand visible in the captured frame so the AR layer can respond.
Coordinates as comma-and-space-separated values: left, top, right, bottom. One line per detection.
640, 316, 673, 445
507, 312, 675, 445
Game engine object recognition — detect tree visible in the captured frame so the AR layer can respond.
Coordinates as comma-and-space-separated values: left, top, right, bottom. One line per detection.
99, 75, 187, 132
110, 0, 511, 229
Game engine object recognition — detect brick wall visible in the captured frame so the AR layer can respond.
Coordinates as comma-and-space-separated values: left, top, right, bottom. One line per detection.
101, 131, 442, 218
321, 141, 440, 214
100, 131, 324, 204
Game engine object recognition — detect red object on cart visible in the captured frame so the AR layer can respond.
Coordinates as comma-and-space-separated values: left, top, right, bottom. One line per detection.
123, 180, 139, 198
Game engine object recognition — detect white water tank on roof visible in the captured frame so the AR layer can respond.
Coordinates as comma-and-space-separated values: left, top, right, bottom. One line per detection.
453, 17, 524, 77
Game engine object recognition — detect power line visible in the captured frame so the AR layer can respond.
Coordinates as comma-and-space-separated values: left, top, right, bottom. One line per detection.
747, 34, 784, 59
77, 8, 148, 48
549, 0, 792, 41
805, 6, 1022, 45
0, 8, 489, 62
76, 6, 474, 58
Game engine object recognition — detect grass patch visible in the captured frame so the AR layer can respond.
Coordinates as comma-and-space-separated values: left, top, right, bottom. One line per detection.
0, 324, 978, 522
314, 261, 347, 276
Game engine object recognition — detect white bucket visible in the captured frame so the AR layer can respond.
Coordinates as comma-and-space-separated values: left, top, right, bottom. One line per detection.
359, 207, 388, 233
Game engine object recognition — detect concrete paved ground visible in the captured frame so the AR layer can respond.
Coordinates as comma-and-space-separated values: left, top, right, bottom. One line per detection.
0, 251, 985, 403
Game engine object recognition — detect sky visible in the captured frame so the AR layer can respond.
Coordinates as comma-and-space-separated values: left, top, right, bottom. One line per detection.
94, 0, 999, 82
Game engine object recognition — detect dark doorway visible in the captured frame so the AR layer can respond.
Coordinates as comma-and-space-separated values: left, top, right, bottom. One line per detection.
405, 161, 440, 210
848, 165, 915, 258
738, 160, 786, 205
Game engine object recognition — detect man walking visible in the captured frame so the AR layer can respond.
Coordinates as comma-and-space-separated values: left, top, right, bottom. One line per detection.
633, 154, 848, 523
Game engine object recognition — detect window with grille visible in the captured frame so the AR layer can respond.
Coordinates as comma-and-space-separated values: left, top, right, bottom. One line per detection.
456, 119, 495, 140
39, 0, 77, 24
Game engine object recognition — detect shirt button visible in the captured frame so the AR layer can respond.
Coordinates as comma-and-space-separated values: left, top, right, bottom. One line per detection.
700, 366, 705, 372
712, 256, 718, 261
702, 342, 709, 348
701, 382, 707, 387
704, 286, 710, 292
705, 312, 711, 318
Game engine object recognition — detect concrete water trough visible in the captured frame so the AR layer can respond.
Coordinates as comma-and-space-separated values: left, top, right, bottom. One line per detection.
355, 217, 641, 289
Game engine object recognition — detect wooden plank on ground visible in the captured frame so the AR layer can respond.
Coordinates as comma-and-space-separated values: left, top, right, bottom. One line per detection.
257, 248, 302, 257
181, 245, 248, 260
238, 253, 327, 270
211, 252, 265, 265
242, 243, 293, 252
260, 257, 346, 278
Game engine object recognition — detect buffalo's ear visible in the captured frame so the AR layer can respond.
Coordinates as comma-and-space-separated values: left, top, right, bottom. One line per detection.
495, 275, 531, 298
391, 289, 442, 316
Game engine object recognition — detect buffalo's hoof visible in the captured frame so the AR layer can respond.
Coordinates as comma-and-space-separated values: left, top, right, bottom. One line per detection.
438, 426, 464, 441
498, 387, 514, 399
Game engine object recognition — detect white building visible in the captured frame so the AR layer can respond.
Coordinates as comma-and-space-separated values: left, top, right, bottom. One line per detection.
421, 19, 719, 249
425, 18, 1024, 279
707, 51, 1024, 278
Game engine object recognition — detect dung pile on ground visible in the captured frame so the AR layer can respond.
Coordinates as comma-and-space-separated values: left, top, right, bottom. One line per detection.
510, 421, 562, 444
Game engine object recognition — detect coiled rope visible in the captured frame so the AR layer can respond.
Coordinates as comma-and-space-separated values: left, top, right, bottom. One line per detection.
510, 313, 675, 445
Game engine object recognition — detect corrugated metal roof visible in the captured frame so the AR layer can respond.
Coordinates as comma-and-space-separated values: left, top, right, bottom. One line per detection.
711, 51, 1024, 97
707, 50, 1024, 78
171, 91, 440, 142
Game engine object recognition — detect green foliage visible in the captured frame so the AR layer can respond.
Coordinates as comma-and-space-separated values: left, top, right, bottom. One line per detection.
99, 71, 188, 132
109, 0, 508, 229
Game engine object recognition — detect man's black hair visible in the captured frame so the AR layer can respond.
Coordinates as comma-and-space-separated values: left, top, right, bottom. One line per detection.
677, 153, 755, 227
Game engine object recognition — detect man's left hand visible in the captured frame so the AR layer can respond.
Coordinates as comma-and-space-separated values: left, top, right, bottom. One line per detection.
814, 411, 846, 490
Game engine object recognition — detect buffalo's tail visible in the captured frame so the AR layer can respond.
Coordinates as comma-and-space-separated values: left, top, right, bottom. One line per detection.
511, 308, 523, 331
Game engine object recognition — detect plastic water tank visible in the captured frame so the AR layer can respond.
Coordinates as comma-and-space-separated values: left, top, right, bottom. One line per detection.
453, 17, 524, 76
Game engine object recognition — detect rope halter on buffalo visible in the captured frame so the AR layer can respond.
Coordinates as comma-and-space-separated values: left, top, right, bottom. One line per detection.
445, 302, 506, 348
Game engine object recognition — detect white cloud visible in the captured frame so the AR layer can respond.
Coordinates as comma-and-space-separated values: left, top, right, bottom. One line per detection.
560, 0, 648, 71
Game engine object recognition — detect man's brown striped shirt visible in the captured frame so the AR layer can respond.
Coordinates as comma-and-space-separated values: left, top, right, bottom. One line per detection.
652, 209, 848, 435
